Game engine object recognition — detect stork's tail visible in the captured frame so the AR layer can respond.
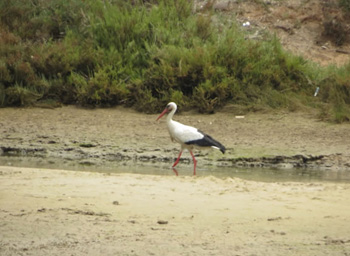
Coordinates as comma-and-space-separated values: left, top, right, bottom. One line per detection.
209, 136, 226, 154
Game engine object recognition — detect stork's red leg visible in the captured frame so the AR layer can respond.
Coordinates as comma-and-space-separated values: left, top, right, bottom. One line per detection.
172, 168, 178, 176
190, 151, 197, 175
172, 150, 183, 167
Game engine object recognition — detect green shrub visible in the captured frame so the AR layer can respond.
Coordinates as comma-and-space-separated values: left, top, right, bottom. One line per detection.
339, 0, 350, 14
0, 0, 349, 122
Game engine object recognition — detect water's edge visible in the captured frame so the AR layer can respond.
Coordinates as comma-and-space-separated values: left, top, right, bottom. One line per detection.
1, 155, 350, 183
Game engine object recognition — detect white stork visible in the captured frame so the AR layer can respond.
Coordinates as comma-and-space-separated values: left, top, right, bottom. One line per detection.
156, 102, 226, 174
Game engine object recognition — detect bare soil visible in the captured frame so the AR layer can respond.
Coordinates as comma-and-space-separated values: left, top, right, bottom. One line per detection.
213, 0, 350, 66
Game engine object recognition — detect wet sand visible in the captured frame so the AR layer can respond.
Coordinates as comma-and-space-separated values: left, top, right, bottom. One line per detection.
1, 106, 350, 255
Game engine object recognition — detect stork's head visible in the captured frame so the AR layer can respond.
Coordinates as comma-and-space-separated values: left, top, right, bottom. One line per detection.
156, 102, 177, 121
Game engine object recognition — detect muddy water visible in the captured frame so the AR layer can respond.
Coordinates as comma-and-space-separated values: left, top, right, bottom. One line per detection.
1, 156, 350, 183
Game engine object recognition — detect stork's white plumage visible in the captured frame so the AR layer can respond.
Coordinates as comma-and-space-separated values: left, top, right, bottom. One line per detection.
156, 102, 225, 175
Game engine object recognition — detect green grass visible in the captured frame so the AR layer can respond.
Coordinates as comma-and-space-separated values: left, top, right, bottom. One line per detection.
0, 0, 349, 122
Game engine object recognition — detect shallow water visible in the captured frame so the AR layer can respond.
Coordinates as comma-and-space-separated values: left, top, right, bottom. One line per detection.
1, 156, 350, 183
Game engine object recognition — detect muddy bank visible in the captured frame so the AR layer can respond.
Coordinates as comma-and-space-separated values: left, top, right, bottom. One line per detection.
0, 144, 349, 171
0, 106, 350, 171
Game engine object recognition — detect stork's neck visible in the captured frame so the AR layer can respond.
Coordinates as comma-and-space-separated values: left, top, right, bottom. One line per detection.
166, 106, 177, 123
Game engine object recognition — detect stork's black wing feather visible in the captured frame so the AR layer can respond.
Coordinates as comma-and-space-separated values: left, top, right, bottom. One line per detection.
185, 130, 225, 154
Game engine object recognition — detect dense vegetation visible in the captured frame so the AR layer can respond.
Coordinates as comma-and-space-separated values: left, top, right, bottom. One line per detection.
1, 0, 350, 122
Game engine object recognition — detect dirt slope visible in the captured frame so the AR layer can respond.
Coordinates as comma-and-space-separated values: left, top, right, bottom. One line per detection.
210, 0, 350, 66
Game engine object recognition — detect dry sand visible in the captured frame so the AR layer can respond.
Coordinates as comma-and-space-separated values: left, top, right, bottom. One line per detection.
1, 166, 350, 256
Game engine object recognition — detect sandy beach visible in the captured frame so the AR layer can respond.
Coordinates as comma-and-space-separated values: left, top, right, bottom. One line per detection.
1, 166, 350, 255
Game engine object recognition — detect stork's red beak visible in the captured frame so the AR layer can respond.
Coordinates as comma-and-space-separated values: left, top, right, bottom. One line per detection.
156, 108, 168, 121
